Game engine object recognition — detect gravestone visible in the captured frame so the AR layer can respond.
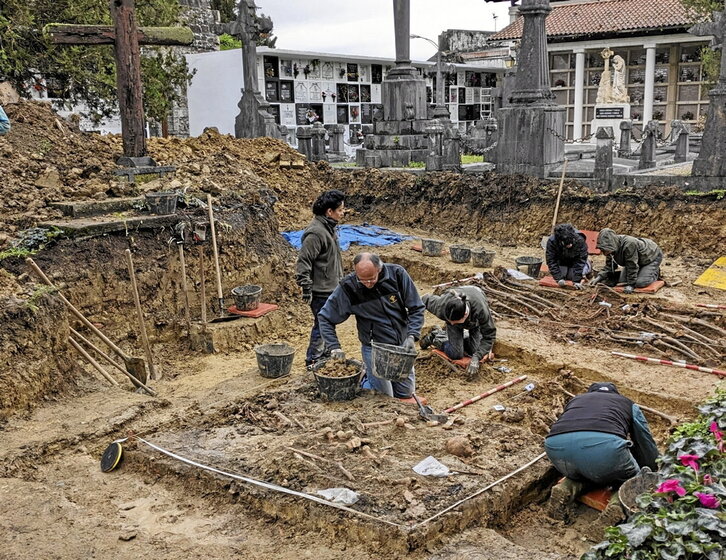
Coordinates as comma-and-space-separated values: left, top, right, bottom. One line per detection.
231, 0, 280, 139
495, 0, 565, 177
591, 48, 630, 143
46, 0, 194, 164
671, 120, 690, 163
425, 121, 445, 171
355, 0, 435, 167
638, 120, 659, 170
689, 11, 726, 178
619, 120, 632, 157
296, 127, 312, 160
310, 122, 328, 162
327, 124, 347, 162
594, 126, 614, 190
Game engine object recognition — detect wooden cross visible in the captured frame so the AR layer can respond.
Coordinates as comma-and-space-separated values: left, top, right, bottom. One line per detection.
689, 10, 726, 85
46, 0, 193, 162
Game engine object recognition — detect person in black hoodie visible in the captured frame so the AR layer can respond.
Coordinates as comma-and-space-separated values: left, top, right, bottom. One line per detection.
545, 382, 659, 520
545, 223, 591, 290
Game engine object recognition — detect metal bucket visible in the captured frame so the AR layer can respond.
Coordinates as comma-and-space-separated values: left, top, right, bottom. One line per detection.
449, 244, 472, 263
371, 342, 417, 382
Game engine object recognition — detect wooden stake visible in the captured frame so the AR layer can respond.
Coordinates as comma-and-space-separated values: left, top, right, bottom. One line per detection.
69, 336, 118, 386
177, 243, 191, 330
551, 158, 568, 233
199, 245, 207, 324
206, 194, 225, 315
125, 249, 158, 380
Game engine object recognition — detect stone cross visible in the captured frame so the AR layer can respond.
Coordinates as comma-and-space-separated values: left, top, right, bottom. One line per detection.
47, 0, 193, 162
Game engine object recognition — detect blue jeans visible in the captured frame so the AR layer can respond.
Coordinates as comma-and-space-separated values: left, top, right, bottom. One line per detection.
545, 431, 640, 486
305, 295, 330, 366
360, 344, 415, 398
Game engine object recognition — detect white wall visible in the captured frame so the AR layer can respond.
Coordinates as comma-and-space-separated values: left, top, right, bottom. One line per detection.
185, 48, 244, 137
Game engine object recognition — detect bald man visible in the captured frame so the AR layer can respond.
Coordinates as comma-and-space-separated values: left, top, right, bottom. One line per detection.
318, 253, 425, 398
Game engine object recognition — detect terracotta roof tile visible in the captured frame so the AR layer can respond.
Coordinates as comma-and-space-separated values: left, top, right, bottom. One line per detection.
490, 0, 693, 41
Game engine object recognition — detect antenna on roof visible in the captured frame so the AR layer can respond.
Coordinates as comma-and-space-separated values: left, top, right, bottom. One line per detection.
492, 12, 498, 31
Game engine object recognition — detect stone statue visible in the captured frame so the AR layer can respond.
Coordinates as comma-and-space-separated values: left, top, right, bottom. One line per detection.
595, 48, 613, 104
611, 55, 630, 103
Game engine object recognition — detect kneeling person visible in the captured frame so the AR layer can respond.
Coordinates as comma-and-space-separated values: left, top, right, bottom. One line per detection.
592, 228, 662, 294
546, 223, 591, 290
420, 285, 496, 379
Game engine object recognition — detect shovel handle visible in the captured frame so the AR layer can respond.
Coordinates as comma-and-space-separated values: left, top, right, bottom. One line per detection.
125, 250, 158, 380
206, 194, 224, 303
26, 257, 128, 359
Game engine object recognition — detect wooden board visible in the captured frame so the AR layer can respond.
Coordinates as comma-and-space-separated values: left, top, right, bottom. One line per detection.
694, 257, 726, 291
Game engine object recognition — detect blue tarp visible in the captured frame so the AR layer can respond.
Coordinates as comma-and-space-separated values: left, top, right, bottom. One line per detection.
282, 224, 411, 251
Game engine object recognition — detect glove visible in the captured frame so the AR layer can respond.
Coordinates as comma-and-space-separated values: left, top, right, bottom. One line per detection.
402, 335, 416, 351
590, 275, 605, 286
557, 279, 566, 287
330, 349, 346, 361
301, 287, 312, 304
623, 285, 635, 294
573, 282, 584, 290
466, 357, 480, 379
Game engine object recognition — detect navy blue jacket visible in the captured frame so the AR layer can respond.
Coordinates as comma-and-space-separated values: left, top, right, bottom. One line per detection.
318, 263, 425, 349
545, 230, 589, 282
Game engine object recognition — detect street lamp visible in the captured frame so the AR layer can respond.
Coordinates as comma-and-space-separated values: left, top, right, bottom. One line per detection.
411, 33, 451, 119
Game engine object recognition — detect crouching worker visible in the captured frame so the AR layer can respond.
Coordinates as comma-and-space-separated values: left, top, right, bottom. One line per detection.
591, 228, 662, 294
545, 382, 659, 524
419, 285, 496, 380
318, 253, 425, 399
546, 223, 591, 290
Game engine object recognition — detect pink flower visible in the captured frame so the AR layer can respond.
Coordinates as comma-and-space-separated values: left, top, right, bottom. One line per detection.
679, 454, 701, 471
695, 492, 720, 509
709, 422, 723, 441
656, 479, 687, 497
703, 474, 714, 485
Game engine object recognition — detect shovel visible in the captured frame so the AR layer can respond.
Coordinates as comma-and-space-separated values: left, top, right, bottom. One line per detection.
412, 393, 449, 423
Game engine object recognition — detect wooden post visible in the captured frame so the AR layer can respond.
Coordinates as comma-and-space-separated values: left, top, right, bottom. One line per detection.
178, 243, 191, 330
125, 249, 158, 380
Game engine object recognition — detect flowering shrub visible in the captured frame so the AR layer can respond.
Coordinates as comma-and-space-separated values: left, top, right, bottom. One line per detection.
583, 389, 726, 560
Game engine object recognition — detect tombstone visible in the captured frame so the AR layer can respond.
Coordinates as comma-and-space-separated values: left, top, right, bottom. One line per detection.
594, 126, 614, 190
230, 0, 280, 140
671, 120, 690, 163
618, 120, 633, 157
425, 121, 445, 171
495, 0, 565, 177
296, 127, 313, 160
310, 122, 328, 162
591, 47, 631, 144
279, 125, 291, 145
442, 126, 461, 172
638, 120, 659, 170
689, 11, 726, 177
328, 124, 346, 155
46, 0, 194, 164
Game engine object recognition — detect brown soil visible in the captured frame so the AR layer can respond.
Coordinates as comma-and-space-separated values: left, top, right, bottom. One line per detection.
0, 101, 724, 560
315, 360, 363, 378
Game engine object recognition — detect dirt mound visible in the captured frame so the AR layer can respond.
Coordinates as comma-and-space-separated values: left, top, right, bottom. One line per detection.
0, 101, 325, 247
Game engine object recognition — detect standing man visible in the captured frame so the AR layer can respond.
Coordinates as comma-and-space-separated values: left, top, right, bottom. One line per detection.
545, 223, 591, 290
318, 252, 425, 399
295, 190, 345, 368
545, 382, 659, 522
591, 228, 662, 293
0, 104, 10, 136
419, 285, 497, 379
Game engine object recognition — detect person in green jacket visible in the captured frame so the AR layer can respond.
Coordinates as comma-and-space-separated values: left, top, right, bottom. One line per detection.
295, 190, 345, 367
419, 285, 497, 379
591, 228, 662, 294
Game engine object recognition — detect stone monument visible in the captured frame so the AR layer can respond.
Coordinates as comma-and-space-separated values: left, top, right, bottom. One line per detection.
689, 10, 726, 178
231, 0, 280, 139
355, 0, 431, 167
494, 0, 565, 177
591, 48, 631, 143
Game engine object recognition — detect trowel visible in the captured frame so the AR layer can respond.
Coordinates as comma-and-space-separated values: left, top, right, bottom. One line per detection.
412, 393, 449, 423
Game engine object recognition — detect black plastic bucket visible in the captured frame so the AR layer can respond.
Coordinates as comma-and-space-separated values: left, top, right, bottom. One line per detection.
515, 256, 543, 277
371, 342, 417, 382
145, 191, 178, 215
618, 469, 660, 514
232, 285, 262, 311
449, 244, 471, 263
254, 343, 295, 378
312, 359, 363, 401
421, 238, 444, 257
472, 248, 495, 267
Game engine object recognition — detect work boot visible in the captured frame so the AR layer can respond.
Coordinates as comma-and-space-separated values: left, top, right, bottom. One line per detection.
547, 478, 584, 521
419, 326, 444, 350
585, 494, 626, 541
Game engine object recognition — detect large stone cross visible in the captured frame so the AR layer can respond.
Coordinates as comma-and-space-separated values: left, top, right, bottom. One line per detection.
46, 0, 193, 162
689, 10, 726, 85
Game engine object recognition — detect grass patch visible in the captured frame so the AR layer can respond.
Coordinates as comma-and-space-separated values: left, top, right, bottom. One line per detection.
406, 161, 425, 168
24, 285, 58, 312
461, 154, 484, 164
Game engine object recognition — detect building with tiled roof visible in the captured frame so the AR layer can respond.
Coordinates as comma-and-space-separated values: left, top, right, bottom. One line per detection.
482, 0, 714, 141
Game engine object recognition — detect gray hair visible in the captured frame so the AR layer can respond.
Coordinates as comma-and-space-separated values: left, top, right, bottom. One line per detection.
353, 252, 382, 269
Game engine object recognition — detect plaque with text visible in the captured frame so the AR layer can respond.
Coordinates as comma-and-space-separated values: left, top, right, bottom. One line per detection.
595, 107, 624, 119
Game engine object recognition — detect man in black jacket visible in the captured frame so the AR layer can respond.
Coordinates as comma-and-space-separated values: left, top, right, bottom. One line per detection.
545, 223, 591, 290
545, 382, 659, 520
295, 190, 345, 367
